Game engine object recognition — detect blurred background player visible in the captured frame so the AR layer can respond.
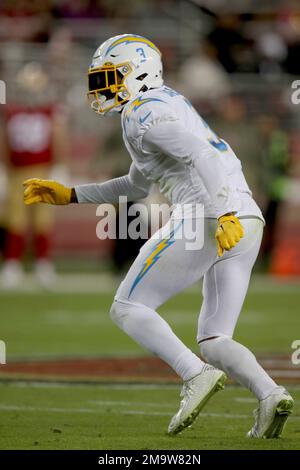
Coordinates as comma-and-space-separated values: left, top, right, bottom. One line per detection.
257, 114, 291, 265
0, 62, 69, 288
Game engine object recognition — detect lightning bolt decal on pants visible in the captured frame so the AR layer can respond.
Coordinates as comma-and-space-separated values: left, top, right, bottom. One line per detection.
128, 220, 183, 297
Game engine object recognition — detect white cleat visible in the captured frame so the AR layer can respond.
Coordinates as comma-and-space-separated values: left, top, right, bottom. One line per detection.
35, 259, 56, 288
1, 260, 24, 289
247, 386, 294, 439
168, 364, 227, 435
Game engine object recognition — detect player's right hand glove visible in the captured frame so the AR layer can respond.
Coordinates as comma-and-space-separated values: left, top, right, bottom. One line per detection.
215, 213, 244, 257
23, 178, 72, 205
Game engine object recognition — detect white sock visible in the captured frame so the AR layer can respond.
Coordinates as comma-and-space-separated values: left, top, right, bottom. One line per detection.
110, 299, 204, 381
200, 336, 277, 400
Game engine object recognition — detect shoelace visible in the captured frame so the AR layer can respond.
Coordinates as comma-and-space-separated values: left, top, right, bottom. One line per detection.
180, 382, 195, 401
179, 367, 211, 402
179, 369, 209, 400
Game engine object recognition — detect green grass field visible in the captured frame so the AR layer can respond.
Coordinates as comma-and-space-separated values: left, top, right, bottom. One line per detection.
0, 382, 299, 450
0, 275, 300, 449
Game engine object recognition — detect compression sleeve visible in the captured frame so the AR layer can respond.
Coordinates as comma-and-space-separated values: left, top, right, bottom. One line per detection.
74, 163, 152, 204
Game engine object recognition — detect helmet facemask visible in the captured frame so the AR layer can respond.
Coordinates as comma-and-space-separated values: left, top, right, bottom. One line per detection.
88, 34, 164, 116
87, 62, 132, 115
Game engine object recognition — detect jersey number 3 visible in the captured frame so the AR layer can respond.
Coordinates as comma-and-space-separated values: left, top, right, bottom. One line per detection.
209, 135, 228, 152
202, 118, 228, 152
136, 48, 147, 63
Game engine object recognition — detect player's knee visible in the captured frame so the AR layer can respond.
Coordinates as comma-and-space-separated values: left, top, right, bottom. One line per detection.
109, 298, 135, 328
109, 300, 126, 326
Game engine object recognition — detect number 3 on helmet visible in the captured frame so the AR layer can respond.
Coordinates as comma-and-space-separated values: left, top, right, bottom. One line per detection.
87, 34, 163, 116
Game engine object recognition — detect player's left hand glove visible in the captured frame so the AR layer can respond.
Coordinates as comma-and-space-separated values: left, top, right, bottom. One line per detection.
215, 213, 244, 257
23, 178, 72, 205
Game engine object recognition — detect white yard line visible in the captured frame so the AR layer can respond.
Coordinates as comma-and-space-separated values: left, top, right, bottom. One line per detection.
123, 410, 249, 419
0, 273, 299, 295
0, 381, 180, 390
88, 400, 175, 408
260, 359, 297, 367
268, 370, 300, 378
234, 397, 257, 403
2, 381, 300, 392
0, 404, 97, 414
0, 403, 299, 421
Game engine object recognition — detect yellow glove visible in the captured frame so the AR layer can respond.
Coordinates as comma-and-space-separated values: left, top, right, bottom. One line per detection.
23, 178, 72, 205
215, 213, 244, 257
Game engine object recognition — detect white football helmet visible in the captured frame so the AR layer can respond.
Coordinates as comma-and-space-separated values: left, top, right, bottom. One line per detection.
87, 34, 163, 116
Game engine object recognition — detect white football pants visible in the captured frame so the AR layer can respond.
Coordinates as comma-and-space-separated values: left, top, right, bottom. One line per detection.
110, 216, 277, 397
114, 216, 262, 338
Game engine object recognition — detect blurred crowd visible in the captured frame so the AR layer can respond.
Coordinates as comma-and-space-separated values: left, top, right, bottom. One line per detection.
1, 0, 300, 75
0, 0, 300, 285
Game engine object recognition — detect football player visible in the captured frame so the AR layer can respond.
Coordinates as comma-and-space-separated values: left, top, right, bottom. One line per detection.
1, 62, 68, 288
23, 35, 293, 438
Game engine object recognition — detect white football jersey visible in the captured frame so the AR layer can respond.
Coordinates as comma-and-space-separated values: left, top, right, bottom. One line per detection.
121, 85, 263, 220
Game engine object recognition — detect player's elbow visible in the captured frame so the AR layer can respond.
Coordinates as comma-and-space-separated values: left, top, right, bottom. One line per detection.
134, 185, 150, 199
128, 169, 152, 200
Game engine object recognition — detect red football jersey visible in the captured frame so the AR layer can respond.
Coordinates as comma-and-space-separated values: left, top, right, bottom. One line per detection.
4, 105, 54, 167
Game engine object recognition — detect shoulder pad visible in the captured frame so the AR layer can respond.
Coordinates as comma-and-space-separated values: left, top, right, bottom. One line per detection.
123, 90, 177, 141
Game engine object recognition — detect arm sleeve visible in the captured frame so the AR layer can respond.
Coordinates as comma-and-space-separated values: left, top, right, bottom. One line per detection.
142, 120, 239, 218
74, 163, 152, 204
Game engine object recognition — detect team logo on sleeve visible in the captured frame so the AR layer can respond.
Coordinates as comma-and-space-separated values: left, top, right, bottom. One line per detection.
125, 96, 165, 120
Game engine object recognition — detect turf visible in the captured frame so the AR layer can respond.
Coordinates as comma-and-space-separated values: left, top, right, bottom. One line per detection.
1, 279, 299, 359
0, 382, 299, 450
0, 276, 299, 449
